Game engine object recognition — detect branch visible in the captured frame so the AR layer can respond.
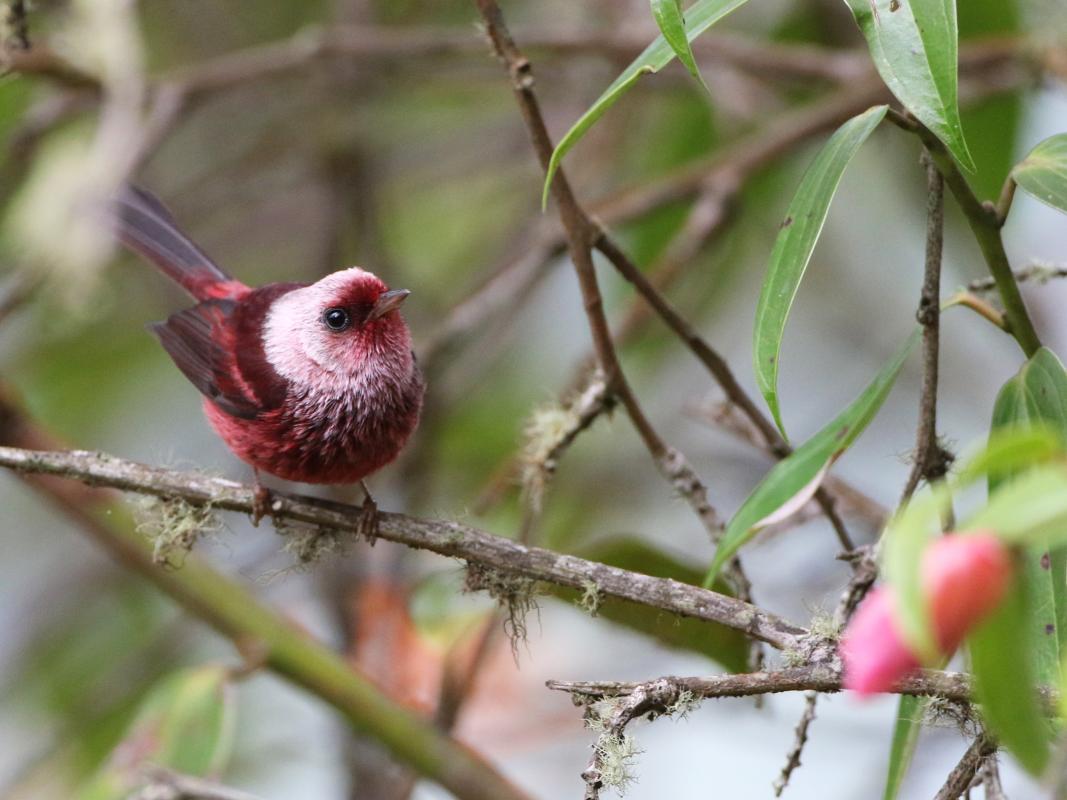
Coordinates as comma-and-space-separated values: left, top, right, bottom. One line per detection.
886, 110, 1042, 357
133, 767, 265, 800
593, 234, 855, 552
473, 0, 749, 598
772, 690, 818, 797
900, 152, 951, 504
932, 735, 997, 800
967, 261, 1067, 294
546, 666, 975, 705
0, 445, 809, 651
0, 457, 526, 800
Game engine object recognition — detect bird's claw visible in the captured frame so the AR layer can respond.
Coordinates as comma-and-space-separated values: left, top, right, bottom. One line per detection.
251, 485, 273, 528
358, 493, 379, 545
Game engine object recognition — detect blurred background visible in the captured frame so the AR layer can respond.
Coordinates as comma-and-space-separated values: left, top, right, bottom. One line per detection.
1, 0, 1065, 798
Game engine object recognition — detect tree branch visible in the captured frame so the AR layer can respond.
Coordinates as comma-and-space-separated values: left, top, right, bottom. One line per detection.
885, 110, 1042, 357
0, 452, 527, 800
473, 0, 749, 600
546, 666, 976, 705
932, 735, 997, 800
0, 445, 809, 651
900, 152, 950, 504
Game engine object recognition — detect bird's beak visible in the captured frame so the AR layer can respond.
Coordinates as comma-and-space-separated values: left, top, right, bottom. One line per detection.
367, 288, 410, 321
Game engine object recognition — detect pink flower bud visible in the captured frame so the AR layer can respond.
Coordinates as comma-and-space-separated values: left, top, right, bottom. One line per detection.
841, 533, 1012, 696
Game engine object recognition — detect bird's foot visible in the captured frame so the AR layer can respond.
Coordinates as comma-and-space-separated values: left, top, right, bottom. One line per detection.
251, 485, 273, 528
250, 470, 275, 528
358, 481, 379, 545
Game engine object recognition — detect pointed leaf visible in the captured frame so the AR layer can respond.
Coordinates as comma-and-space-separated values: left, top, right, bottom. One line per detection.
705, 329, 918, 585
542, 0, 751, 206
969, 580, 1052, 775
843, 0, 975, 172
753, 104, 888, 434
881, 696, 926, 800
1012, 134, 1067, 216
990, 347, 1067, 684
650, 0, 709, 91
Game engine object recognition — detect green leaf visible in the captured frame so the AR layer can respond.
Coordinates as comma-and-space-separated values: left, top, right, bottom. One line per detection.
650, 0, 709, 91
77, 666, 236, 800
969, 580, 1052, 775
705, 329, 918, 585
953, 426, 1064, 486
1012, 134, 1067, 216
990, 347, 1067, 683
752, 104, 888, 434
881, 696, 927, 800
965, 465, 1067, 548
555, 537, 749, 672
843, 0, 975, 172
542, 0, 751, 206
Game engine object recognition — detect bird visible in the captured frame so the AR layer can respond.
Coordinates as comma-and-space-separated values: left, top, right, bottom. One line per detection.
111, 186, 424, 525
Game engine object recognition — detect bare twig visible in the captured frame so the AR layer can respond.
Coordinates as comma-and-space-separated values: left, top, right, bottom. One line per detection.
901, 153, 951, 505
982, 754, 1006, 800
546, 667, 978, 705
0, 445, 809, 651
132, 767, 264, 800
885, 110, 1042, 357
967, 262, 1067, 294
932, 735, 997, 800
474, 0, 749, 598
773, 691, 818, 797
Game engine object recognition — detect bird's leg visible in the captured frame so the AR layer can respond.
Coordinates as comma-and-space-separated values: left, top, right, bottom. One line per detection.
358, 480, 379, 545
251, 468, 273, 528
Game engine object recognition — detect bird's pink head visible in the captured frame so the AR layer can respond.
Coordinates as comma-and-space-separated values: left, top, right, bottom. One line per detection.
263, 267, 414, 391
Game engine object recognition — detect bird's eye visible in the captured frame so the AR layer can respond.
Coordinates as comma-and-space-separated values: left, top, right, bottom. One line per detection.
323, 307, 350, 331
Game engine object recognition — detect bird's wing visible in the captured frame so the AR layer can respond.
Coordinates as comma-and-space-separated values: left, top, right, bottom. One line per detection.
149, 300, 262, 419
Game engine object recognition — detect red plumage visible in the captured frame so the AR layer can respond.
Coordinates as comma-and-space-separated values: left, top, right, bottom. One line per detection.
113, 187, 423, 485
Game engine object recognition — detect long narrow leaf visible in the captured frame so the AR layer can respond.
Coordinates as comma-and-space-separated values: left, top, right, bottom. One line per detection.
650, 0, 708, 91
881, 696, 926, 800
542, 0, 751, 206
704, 329, 918, 585
990, 347, 1067, 684
843, 0, 975, 172
753, 104, 888, 435
969, 581, 1052, 776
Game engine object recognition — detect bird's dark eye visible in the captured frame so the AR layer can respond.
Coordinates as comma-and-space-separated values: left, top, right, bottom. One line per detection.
323, 307, 350, 331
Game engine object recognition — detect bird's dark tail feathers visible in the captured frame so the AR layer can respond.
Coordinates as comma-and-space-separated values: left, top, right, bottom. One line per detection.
112, 186, 243, 301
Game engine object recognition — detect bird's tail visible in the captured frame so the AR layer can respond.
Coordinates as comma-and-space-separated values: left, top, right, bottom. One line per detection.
112, 185, 245, 301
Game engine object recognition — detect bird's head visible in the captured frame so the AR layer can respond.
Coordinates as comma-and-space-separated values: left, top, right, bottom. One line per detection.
263, 267, 414, 389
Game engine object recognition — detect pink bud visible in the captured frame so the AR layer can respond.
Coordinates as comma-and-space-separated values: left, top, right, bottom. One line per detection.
841, 533, 1012, 696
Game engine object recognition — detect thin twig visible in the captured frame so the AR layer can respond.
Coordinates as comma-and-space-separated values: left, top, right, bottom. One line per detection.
0, 445, 809, 651
885, 109, 1042, 357
982, 754, 1006, 800
772, 690, 818, 797
474, 0, 750, 597
967, 262, 1067, 294
932, 735, 997, 800
593, 234, 855, 552
901, 152, 950, 505
546, 667, 984, 707
944, 291, 1008, 330
133, 767, 264, 800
